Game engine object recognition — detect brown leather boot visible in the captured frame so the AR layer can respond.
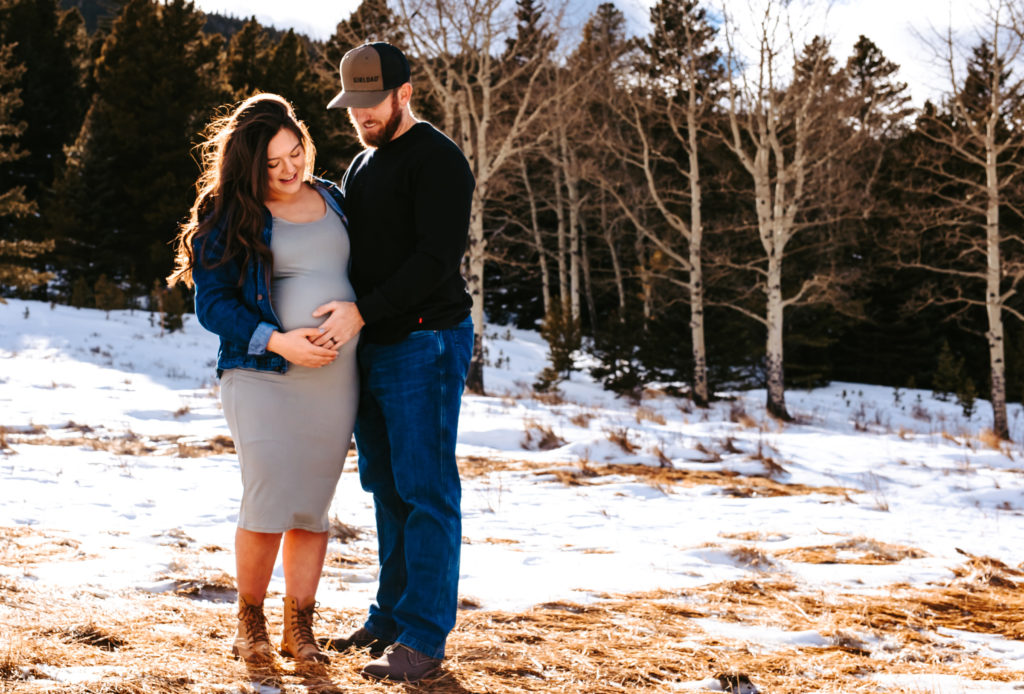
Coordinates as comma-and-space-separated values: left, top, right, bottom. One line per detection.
231, 594, 274, 664
280, 596, 329, 664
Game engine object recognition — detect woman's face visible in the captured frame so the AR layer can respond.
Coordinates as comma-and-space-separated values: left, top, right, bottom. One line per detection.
265, 126, 305, 201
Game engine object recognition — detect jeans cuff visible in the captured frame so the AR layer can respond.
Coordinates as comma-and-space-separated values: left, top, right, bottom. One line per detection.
363, 617, 398, 643
396, 632, 446, 660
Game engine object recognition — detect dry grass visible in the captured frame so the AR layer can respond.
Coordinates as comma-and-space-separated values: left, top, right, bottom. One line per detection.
0, 527, 89, 568
520, 418, 566, 451
568, 411, 593, 428
530, 390, 566, 406
455, 456, 856, 499
651, 445, 673, 467
328, 516, 363, 543
728, 545, 776, 569
977, 428, 1014, 457
1, 559, 1020, 693
775, 537, 929, 565
634, 407, 666, 426
604, 426, 638, 453
7, 427, 236, 457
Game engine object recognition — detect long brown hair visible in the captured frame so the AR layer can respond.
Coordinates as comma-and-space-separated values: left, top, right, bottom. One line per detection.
168, 93, 316, 287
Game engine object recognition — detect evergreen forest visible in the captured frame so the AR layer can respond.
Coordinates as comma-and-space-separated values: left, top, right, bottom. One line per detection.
3, 0, 1024, 438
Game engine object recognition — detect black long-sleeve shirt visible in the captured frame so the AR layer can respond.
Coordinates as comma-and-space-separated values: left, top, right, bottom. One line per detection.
341, 122, 475, 344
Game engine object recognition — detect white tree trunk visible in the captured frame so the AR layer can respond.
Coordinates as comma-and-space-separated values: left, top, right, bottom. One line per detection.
985, 119, 1009, 438
464, 189, 487, 394
558, 122, 582, 323
520, 157, 551, 316
765, 247, 788, 419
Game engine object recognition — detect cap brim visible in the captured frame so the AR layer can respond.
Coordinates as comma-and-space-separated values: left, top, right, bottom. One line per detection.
327, 89, 391, 110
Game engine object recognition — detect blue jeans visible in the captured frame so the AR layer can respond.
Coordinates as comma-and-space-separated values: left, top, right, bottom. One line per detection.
355, 316, 473, 659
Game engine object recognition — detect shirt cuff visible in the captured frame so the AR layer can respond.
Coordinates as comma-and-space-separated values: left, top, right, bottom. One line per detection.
248, 321, 277, 355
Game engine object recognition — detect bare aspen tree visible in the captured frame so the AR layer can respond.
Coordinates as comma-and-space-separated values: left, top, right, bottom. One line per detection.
390, 0, 566, 394
718, 2, 860, 419
596, 0, 720, 407
517, 155, 552, 316
897, 1, 1024, 439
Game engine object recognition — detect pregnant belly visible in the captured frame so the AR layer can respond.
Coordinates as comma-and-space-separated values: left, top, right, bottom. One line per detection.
272, 275, 356, 332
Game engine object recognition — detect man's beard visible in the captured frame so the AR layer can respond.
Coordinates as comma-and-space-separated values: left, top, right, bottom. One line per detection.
350, 92, 404, 149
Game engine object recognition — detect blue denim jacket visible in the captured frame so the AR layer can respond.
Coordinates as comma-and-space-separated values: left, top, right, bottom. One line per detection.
192, 177, 347, 375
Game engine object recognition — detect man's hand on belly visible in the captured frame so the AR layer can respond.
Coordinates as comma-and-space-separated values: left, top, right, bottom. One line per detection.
311, 301, 365, 348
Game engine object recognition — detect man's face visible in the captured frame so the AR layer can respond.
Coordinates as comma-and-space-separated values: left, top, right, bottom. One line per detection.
348, 90, 403, 148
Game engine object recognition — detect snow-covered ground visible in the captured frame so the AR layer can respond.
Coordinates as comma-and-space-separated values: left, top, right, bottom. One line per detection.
2, 298, 1023, 691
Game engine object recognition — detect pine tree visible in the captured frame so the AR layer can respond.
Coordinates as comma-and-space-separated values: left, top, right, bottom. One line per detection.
93, 273, 123, 316
0, 42, 53, 302
324, 0, 402, 67
69, 275, 90, 308
53, 0, 223, 294
224, 17, 270, 98
933, 340, 964, 401
150, 279, 184, 333
957, 377, 978, 418
0, 0, 89, 205
534, 303, 581, 392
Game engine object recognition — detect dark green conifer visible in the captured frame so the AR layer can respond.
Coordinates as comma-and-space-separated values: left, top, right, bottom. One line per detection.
534, 303, 581, 392
93, 273, 123, 316
933, 340, 964, 401
0, 0, 89, 204
0, 42, 54, 302
69, 275, 90, 307
53, 0, 223, 293
224, 17, 270, 98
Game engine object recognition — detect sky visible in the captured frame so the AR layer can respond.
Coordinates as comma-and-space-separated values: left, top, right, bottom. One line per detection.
191, 0, 994, 104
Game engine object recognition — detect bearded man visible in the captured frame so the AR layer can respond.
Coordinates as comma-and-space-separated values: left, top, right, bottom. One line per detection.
311, 41, 475, 683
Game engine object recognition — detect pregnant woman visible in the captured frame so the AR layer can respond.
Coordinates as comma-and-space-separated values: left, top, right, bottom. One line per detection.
168, 93, 356, 665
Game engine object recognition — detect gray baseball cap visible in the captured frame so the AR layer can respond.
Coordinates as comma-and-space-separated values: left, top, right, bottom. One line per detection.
327, 42, 410, 109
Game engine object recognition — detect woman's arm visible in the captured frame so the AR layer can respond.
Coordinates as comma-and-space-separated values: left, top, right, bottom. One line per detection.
191, 235, 270, 354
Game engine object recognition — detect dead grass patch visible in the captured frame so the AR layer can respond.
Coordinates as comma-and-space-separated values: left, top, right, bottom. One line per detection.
521, 418, 566, 451
6, 430, 235, 457
0, 526, 88, 568
47, 624, 126, 651
155, 568, 237, 601
604, 426, 638, 453
325, 549, 375, 568
568, 411, 593, 428
0, 558, 1021, 692
457, 455, 854, 499
728, 545, 776, 568
523, 462, 853, 498
328, 516, 363, 543
692, 441, 722, 463
719, 530, 789, 542
530, 390, 567, 406
534, 467, 595, 486
776, 537, 929, 565
635, 407, 666, 425
652, 445, 673, 467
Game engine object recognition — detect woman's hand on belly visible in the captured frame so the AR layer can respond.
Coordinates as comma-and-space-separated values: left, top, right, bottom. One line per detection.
267, 328, 338, 368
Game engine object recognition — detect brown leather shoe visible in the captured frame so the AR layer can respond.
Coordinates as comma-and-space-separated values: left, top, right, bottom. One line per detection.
231, 594, 274, 664
279, 596, 329, 664
318, 626, 393, 658
361, 644, 441, 682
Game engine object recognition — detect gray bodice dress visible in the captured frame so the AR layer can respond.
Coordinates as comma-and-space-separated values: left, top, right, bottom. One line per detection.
220, 206, 358, 533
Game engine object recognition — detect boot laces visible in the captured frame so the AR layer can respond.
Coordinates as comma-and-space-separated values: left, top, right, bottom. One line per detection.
291, 601, 319, 650
239, 601, 270, 645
